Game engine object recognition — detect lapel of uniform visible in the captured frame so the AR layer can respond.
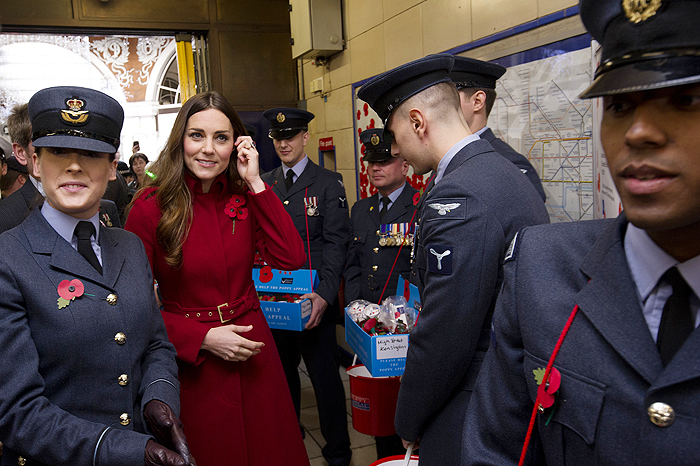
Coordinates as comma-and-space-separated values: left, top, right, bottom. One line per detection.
288, 158, 316, 198
382, 185, 412, 225
23, 209, 104, 285
269, 167, 287, 199
653, 327, 700, 389
368, 193, 380, 228
98, 227, 125, 289
575, 216, 663, 384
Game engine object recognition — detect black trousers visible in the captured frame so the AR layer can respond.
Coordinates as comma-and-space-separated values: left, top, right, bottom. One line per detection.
272, 318, 351, 466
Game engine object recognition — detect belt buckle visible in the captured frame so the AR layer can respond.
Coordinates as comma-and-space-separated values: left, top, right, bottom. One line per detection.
218, 303, 231, 324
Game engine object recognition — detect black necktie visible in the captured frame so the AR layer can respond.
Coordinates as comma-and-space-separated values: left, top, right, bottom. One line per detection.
657, 267, 694, 366
379, 196, 390, 222
75, 221, 102, 274
285, 170, 295, 191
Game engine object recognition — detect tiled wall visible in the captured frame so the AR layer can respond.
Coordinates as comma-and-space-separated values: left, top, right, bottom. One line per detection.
301, 0, 578, 206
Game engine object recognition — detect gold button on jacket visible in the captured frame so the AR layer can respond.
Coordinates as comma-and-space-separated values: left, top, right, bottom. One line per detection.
120, 413, 131, 426
648, 402, 675, 427
118, 374, 129, 386
114, 332, 126, 345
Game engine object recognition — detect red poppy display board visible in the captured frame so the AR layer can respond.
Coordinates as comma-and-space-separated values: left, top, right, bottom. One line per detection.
253, 268, 319, 331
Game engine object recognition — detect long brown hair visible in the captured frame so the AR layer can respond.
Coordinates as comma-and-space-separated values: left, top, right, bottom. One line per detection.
135, 91, 246, 267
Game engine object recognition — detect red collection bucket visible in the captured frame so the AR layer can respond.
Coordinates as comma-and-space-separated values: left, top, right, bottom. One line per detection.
346, 364, 401, 436
368, 455, 419, 465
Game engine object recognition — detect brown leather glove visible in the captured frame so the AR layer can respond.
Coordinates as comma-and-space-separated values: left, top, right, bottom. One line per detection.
145, 439, 187, 466
144, 400, 195, 466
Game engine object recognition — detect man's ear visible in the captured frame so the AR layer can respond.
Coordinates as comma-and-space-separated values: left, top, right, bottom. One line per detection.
13, 143, 28, 165
472, 90, 487, 113
109, 158, 118, 182
408, 109, 426, 138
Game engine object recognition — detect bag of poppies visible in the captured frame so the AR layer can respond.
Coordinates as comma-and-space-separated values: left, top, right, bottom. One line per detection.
379, 295, 417, 334
347, 299, 390, 335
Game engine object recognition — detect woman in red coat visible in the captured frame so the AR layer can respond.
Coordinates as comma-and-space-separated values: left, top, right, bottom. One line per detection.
125, 92, 309, 466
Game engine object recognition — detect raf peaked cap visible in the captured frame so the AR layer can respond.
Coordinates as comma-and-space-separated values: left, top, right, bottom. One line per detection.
6, 155, 28, 175
357, 54, 455, 124
29, 86, 124, 153
449, 56, 506, 90
580, 0, 700, 98
360, 128, 392, 163
263, 107, 314, 139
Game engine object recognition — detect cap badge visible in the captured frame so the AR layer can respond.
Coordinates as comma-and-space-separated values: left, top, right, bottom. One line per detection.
370, 134, 380, 146
277, 112, 286, 123
61, 98, 89, 125
622, 0, 662, 24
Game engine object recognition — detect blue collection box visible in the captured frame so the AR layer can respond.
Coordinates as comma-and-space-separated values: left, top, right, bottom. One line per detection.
345, 311, 410, 377
253, 268, 319, 331
344, 275, 419, 377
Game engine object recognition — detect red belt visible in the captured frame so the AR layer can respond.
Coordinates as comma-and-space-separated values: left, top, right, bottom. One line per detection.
163, 290, 258, 324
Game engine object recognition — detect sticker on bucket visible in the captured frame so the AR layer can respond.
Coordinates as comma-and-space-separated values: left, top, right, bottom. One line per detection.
351, 394, 370, 411
375, 335, 409, 360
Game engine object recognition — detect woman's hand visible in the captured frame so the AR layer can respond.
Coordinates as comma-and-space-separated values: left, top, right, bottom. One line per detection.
201, 325, 264, 362
235, 136, 265, 193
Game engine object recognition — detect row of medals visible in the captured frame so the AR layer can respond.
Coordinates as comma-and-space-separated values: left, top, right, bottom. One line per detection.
377, 230, 414, 247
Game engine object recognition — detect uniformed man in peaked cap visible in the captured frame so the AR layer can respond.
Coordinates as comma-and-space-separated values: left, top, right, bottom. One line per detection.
0, 86, 193, 466
358, 54, 549, 464
464, 1, 700, 464
449, 56, 547, 201
261, 107, 352, 466
344, 128, 416, 459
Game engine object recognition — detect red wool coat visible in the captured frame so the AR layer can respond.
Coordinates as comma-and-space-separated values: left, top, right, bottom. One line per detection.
126, 173, 309, 466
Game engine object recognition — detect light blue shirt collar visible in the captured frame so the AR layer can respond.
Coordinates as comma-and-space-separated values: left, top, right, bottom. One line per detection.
434, 134, 480, 185
625, 223, 700, 302
474, 126, 489, 137
41, 202, 101, 256
282, 155, 309, 183
624, 222, 700, 339
378, 182, 406, 210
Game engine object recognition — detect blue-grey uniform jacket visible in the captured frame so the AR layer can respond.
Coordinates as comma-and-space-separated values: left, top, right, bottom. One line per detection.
464, 215, 700, 465
0, 179, 42, 234
396, 138, 549, 465
344, 183, 418, 305
481, 127, 547, 202
0, 208, 180, 466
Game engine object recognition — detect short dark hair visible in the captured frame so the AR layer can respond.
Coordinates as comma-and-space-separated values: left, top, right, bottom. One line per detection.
0, 167, 26, 191
129, 152, 149, 170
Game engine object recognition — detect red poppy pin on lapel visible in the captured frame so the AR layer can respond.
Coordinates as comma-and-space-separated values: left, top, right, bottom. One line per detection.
57, 279, 87, 309
225, 194, 248, 234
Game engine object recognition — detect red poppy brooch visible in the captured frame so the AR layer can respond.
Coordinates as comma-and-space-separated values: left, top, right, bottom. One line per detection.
57, 279, 94, 309
225, 194, 248, 234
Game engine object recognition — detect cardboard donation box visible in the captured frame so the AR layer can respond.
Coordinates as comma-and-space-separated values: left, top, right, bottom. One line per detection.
345, 275, 421, 377
253, 267, 319, 331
